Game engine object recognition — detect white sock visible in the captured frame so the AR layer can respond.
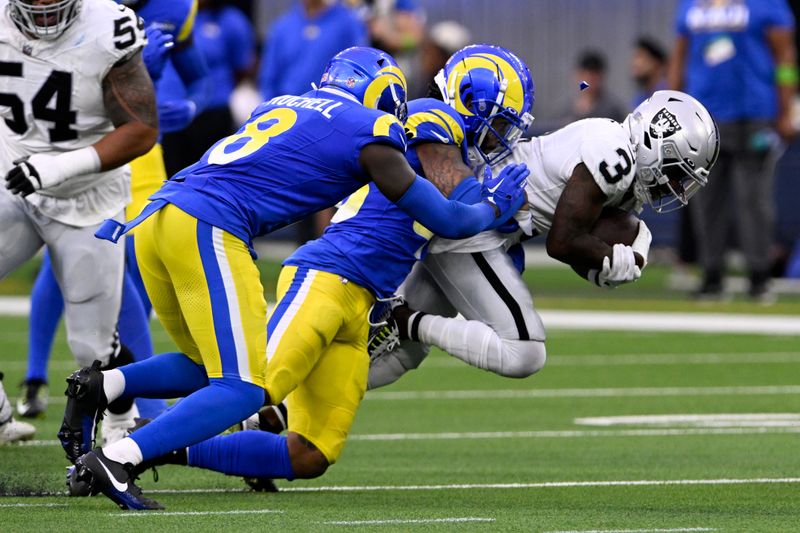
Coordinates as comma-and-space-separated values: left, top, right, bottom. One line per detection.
101, 369, 125, 403
417, 314, 503, 371
103, 437, 143, 466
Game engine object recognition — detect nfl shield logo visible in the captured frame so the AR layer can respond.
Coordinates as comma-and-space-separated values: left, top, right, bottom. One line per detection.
346, 77, 356, 88
22, 43, 33, 56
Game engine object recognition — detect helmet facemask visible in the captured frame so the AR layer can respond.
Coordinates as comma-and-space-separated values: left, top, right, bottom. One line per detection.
9, 0, 82, 40
470, 82, 534, 166
633, 133, 709, 213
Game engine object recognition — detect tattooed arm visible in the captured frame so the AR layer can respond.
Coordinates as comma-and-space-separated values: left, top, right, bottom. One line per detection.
415, 141, 474, 197
94, 50, 158, 171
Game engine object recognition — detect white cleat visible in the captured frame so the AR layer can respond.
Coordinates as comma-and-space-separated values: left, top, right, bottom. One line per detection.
101, 403, 139, 446
0, 417, 36, 444
0, 372, 36, 443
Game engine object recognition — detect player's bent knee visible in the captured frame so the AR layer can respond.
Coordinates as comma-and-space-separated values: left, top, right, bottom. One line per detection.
286, 432, 330, 479
501, 339, 546, 378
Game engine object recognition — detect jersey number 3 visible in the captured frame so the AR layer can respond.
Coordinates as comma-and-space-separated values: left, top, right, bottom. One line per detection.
0, 61, 77, 142
599, 148, 633, 184
208, 108, 298, 165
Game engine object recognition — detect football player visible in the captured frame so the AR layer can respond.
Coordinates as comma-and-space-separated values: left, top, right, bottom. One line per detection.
59, 46, 529, 510
368, 90, 720, 388
121, 44, 534, 494
19, 0, 210, 426
0, 0, 157, 438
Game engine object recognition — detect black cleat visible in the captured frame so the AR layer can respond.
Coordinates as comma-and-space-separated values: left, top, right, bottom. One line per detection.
58, 361, 108, 463
16, 379, 48, 418
244, 476, 279, 492
73, 449, 164, 510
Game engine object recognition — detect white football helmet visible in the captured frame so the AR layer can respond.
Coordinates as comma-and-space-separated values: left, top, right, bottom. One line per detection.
624, 90, 720, 213
9, 0, 83, 40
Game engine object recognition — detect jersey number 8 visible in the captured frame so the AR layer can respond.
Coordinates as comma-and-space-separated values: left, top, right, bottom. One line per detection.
208, 108, 298, 165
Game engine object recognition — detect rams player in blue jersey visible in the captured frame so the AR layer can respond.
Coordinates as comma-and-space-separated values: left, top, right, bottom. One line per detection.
20, 0, 210, 425
181, 44, 536, 492
59, 46, 529, 510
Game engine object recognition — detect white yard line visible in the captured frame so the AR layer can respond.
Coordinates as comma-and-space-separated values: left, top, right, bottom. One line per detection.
538, 311, 800, 335
575, 413, 800, 428
421, 351, 800, 368
324, 517, 495, 526
0, 295, 798, 334
18, 426, 800, 449
0, 503, 67, 508
545, 529, 715, 533
365, 384, 800, 401
110, 509, 283, 517
26, 383, 800, 407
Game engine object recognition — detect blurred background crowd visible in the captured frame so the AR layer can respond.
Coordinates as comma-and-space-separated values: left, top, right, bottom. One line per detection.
167, 0, 800, 300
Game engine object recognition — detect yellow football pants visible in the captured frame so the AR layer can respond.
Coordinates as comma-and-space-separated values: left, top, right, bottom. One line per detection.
265, 265, 374, 463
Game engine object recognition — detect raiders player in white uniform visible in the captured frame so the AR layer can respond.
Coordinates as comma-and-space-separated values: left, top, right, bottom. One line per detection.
0, 0, 157, 433
368, 91, 720, 388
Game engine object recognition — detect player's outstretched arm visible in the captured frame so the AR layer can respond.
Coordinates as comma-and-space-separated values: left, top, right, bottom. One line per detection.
97, 50, 158, 170
360, 143, 527, 239
415, 142, 474, 197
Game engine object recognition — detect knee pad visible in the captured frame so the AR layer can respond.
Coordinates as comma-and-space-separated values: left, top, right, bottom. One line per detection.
499, 339, 546, 378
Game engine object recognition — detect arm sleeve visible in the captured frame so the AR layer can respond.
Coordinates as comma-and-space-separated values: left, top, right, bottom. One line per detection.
394, 175, 496, 239
171, 43, 211, 113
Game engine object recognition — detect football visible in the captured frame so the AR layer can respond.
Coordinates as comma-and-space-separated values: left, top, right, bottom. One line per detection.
590, 206, 641, 247
571, 207, 642, 279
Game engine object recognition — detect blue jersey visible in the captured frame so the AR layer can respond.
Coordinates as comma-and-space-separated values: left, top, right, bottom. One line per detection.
676, 0, 795, 121
286, 98, 469, 298
149, 88, 407, 244
120, 0, 198, 102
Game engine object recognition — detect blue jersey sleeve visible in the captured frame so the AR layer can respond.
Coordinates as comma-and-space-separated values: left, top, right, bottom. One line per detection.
355, 113, 407, 153
405, 98, 467, 149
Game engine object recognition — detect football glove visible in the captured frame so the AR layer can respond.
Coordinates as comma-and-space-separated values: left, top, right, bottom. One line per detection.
482, 163, 529, 227
158, 100, 198, 133
5, 148, 100, 197
142, 24, 174, 81
589, 243, 642, 289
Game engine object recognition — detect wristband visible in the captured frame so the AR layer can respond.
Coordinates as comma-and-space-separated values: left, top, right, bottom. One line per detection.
631, 219, 652, 268
776, 64, 799, 86
61, 146, 101, 175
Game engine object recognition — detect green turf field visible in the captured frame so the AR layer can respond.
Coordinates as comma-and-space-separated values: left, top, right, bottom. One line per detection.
1, 259, 799, 532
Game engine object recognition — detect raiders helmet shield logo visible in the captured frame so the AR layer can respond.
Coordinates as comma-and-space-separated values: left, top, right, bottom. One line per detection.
650, 108, 682, 138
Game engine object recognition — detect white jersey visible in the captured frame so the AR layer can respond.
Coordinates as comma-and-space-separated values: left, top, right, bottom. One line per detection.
0, 0, 145, 225
430, 118, 642, 254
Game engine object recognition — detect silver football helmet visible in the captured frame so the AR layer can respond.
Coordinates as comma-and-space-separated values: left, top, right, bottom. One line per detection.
624, 90, 720, 213
9, 0, 83, 40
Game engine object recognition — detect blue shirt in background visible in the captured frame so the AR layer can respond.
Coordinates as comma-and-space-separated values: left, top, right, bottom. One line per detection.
258, 1, 367, 99
193, 7, 256, 109
676, 0, 795, 121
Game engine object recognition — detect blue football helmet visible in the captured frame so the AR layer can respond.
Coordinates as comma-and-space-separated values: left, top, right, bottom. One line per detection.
320, 46, 408, 122
434, 44, 535, 166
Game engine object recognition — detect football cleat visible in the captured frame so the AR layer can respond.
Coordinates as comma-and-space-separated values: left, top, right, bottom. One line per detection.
58, 361, 108, 463
16, 379, 48, 418
101, 403, 139, 447
0, 372, 36, 444
367, 296, 411, 360
73, 449, 164, 510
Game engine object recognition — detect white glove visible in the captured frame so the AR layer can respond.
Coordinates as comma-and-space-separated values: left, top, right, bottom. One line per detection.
4, 147, 100, 197
589, 243, 642, 289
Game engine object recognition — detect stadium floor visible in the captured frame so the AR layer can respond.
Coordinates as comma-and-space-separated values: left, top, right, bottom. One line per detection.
2, 311, 799, 532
